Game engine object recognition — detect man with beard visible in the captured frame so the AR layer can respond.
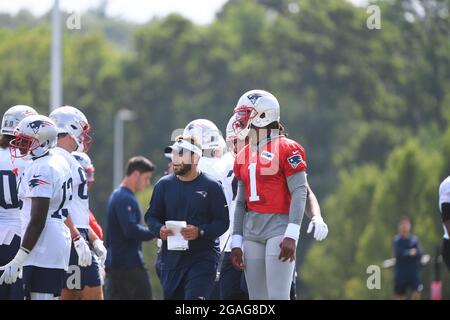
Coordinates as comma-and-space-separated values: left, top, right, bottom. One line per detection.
145, 135, 229, 300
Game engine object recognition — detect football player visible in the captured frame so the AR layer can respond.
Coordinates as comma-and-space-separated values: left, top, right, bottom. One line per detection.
230, 89, 327, 300
217, 114, 249, 300
49, 106, 105, 300
0, 105, 37, 300
73, 151, 107, 298
0, 115, 72, 300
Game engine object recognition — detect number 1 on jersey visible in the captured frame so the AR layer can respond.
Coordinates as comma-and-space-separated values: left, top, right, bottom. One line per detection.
248, 163, 260, 202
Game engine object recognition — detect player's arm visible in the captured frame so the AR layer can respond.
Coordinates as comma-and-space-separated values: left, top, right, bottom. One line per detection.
414, 238, 423, 258
65, 215, 81, 239
230, 180, 246, 271
305, 183, 328, 241
65, 214, 92, 267
88, 226, 107, 267
305, 185, 321, 219
0, 197, 50, 285
22, 197, 50, 250
280, 171, 308, 262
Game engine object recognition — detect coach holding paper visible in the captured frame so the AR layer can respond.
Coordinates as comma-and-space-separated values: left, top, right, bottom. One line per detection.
145, 135, 229, 300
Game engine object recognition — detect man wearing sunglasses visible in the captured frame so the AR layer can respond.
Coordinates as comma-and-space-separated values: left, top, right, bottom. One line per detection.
145, 135, 229, 300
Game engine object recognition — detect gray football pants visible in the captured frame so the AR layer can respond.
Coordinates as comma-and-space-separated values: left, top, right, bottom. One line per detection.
243, 235, 295, 300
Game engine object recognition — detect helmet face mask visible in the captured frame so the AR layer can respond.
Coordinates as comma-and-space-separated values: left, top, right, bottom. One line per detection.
226, 114, 248, 157
233, 89, 280, 139
78, 122, 92, 153
232, 106, 257, 141
10, 133, 39, 159
9, 115, 57, 159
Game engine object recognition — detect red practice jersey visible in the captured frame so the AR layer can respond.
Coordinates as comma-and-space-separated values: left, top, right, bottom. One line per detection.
234, 135, 307, 214
89, 210, 103, 240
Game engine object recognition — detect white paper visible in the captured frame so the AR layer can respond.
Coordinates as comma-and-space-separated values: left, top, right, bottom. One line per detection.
166, 220, 189, 251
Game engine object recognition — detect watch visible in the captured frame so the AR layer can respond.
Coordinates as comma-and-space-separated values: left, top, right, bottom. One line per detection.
199, 228, 205, 237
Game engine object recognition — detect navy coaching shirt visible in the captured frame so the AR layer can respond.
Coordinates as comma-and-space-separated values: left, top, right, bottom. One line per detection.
145, 172, 229, 271
393, 234, 423, 281
105, 186, 154, 270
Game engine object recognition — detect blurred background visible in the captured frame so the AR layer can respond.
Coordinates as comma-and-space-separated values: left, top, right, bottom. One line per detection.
0, 0, 449, 299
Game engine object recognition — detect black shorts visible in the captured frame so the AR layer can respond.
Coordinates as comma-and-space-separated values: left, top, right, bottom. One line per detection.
394, 276, 422, 295
104, 267, 152, 300
22, 266, 65, 298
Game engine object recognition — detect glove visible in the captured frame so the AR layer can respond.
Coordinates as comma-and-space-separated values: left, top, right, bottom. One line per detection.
307, 216, 328, 241
92, 239, 107, 268
0, 247, 29, 285
73, 236, 92, 267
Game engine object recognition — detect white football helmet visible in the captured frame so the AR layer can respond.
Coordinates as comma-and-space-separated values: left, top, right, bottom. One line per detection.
183, 119, 223, 151
10, 115, 58, 158
1, 105, 38, 136
233, 89, 280, 140
73, 152, 95, 182
49, 106, 92, 152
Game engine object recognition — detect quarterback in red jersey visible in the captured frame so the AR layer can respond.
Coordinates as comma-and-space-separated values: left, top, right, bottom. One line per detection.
230, 89, 328, 300
234, 134, 307, 214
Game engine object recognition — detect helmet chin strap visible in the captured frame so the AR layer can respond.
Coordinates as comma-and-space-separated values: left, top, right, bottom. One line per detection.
30, 145, 48, 158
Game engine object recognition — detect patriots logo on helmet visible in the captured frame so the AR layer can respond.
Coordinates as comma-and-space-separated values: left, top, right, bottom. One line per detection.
27, 120, 53, 134
28, 175, 50, 188
247, 93, 263, 105
287, 154, 303, 169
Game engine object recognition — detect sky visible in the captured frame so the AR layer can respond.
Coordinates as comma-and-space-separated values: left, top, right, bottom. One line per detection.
0, 0, 367, 25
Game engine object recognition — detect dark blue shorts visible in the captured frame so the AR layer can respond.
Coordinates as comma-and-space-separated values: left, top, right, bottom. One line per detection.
63, 228, 101, 290
23, 266, 65, 298
219, 252, 248, 300
161, 259, 217, 300
0, 234, 24, 300
394, 276, 423, 295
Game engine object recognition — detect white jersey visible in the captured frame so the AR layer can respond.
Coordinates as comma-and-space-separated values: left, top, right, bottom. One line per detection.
53, 147, 89, 228
198, 156, 232, 251
0, 148, 28, 244
19, 151, 72, 270
439, 176, 450, 240
220, 152, 237, 252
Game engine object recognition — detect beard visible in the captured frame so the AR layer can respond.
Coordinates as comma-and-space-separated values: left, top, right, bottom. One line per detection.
174, 163, 192, 176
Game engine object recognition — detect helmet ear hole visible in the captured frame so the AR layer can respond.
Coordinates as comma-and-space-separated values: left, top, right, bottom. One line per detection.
71, 124, 77, 130
260, 113, 266, 119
